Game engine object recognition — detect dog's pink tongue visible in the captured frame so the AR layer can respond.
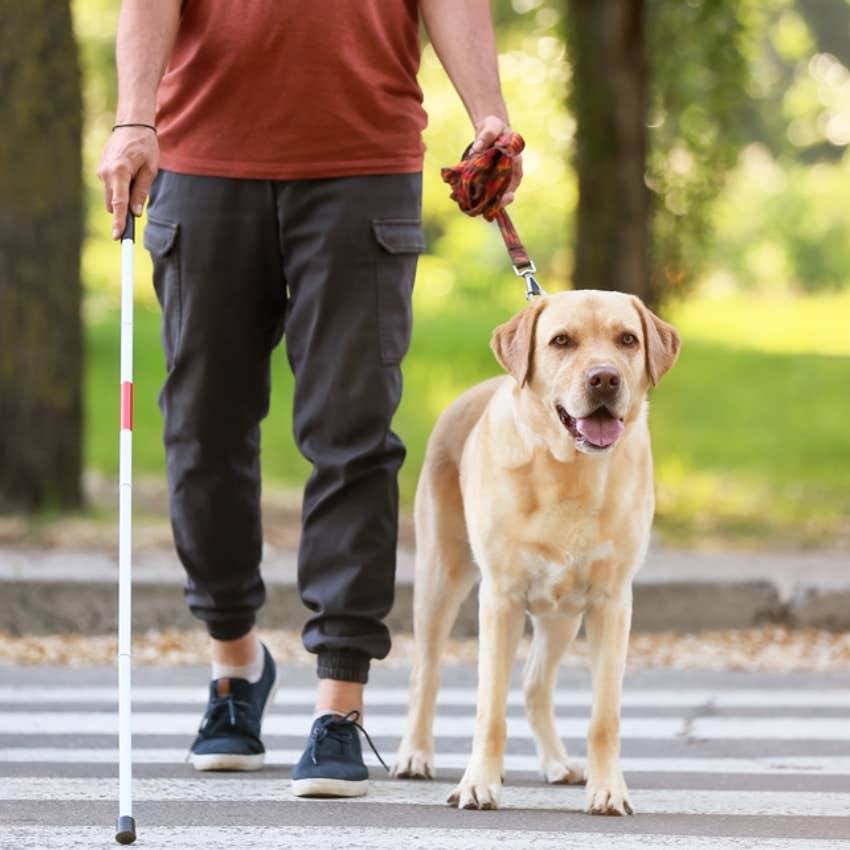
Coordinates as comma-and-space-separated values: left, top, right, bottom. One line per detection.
576, 415, 624, 447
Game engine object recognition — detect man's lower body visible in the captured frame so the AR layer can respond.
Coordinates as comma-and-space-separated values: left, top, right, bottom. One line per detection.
144, 168, 423, 794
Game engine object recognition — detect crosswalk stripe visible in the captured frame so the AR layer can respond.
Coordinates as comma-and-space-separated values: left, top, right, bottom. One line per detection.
2, 778, 850, 817
2, 686, 848, 708
2, 747, 850, 776
6, 826, 849, 850
0, 711, 685, 738
5, 711, 850, 740
692, 718, 850, 740
3, 677, 848, 849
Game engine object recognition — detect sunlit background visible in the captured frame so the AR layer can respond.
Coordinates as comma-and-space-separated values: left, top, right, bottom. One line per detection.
71, 0, 849, 551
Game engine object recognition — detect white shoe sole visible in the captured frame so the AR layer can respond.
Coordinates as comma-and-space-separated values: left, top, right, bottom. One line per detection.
191, 661, 280, 773
190, 752, 266, 771
291, 777, 369, 798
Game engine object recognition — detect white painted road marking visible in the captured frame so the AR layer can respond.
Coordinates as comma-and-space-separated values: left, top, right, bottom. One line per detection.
691, 718, 850, 740
2, 778, 850, 818
4, 674, 850, 848
2, 748, 850, 776
0, 711, 685, 738
6, 710, 850, 740
6, 826, 850, 850
3, 685, 850, 708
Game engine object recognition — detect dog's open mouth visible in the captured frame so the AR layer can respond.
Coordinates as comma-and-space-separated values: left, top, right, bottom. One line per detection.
556, 404, 624, 451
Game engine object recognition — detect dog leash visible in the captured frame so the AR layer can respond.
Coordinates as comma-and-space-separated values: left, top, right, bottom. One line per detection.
441, 132, 546, 301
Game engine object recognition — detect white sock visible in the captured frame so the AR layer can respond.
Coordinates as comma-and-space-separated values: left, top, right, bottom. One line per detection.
211, 638, 264, 684
312, 708, 361, 724
312, 708, 346, 721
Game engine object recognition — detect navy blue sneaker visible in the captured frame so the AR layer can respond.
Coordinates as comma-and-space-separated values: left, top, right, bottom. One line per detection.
189, 643, 278, 771
291, 710, 389, 797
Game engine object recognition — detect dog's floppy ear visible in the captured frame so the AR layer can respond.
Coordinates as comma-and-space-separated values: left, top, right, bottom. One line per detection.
631, 296, 681, 386
490, 298, 546, 387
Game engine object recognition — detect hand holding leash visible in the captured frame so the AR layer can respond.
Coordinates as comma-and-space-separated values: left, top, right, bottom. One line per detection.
441, 132, 545, 300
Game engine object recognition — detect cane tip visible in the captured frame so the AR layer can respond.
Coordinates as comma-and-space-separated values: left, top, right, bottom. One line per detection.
115, 815, 137, 844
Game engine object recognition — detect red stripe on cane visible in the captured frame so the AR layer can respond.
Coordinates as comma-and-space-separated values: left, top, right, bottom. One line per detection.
120, 382, 133, 431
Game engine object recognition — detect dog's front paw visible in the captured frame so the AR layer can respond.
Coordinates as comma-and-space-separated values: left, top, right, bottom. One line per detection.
585, 772, 634, 816
392, 739, 435, 780
542, 757, 586, 785
447, 767, 502, 810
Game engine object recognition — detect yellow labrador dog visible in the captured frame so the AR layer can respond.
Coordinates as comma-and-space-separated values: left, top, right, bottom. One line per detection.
392, 290, 680, 815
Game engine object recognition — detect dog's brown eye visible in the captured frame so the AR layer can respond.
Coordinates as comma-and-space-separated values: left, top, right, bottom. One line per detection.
620, 333, 638, 347
551, 334, 575, 348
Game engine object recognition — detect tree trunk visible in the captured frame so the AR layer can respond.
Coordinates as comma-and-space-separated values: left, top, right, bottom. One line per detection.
0, 0, 84, 511
566, 0, 651, 304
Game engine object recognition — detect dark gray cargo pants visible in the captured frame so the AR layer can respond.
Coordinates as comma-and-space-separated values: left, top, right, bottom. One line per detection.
144, 170, 424, 684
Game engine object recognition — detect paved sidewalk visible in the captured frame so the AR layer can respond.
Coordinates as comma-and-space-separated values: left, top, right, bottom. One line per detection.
2, 663, 850, 849
1, 544, 848, 636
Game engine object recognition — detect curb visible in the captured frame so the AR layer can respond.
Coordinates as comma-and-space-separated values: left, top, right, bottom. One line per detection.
1, 547, 848, 636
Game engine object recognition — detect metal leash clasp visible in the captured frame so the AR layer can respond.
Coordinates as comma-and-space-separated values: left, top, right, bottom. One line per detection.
513, 260, 546, 300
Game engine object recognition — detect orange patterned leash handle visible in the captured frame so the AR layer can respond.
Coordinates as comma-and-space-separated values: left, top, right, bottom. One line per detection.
441, 132, 545, 299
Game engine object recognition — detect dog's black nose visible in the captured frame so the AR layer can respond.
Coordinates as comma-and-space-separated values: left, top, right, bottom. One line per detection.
586, 365, 621, 397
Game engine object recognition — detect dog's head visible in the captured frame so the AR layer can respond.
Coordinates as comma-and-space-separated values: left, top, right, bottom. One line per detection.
491, 290, 680, 455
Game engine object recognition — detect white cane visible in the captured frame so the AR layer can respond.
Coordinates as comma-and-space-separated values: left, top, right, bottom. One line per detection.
115, 210, 137, 845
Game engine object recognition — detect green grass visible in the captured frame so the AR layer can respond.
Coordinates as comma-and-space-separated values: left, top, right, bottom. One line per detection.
670, 291, 850, 357
650, 341, 850, 545
84, 293, 850, 547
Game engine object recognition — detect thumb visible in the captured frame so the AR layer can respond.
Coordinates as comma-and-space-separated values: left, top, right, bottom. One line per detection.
472, 116, 508, 152
129, 167, 156, 218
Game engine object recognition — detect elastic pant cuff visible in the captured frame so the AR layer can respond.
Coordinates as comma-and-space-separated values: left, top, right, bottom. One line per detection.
204, 616, 256, 642
317, 651, 370, 684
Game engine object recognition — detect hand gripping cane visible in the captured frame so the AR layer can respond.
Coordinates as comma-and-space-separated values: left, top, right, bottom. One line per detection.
115, 210, 137, 845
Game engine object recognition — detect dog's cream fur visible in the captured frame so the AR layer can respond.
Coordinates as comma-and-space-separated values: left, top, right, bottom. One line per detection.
392, 290, 680, 815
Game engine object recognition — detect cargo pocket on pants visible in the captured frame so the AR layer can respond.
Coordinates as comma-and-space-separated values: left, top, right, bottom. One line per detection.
143, 217, 181, 370
372, 218, 425, 366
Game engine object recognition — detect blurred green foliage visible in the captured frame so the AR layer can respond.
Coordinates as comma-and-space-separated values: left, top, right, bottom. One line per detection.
70, 1, 850, 544
707, 0, 850, 294
647, 0, 756, 299
73, 0, 850, 302
711, 145, 850, 292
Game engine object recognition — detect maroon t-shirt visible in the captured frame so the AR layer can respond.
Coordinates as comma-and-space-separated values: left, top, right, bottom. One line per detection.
156, 0, 427, 179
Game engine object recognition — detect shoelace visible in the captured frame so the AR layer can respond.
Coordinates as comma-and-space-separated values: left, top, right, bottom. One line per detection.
200, 693, 255, 733
310, 710, 390, 772
212, 694, 253, 728
184, 692, 256, 764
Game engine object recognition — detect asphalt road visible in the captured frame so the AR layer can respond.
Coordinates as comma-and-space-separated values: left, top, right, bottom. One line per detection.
1, 663, 850, 849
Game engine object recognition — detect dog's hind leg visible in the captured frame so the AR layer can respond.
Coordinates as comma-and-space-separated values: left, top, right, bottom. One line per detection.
392, 463, 476, 780
524, 612, 586, 784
